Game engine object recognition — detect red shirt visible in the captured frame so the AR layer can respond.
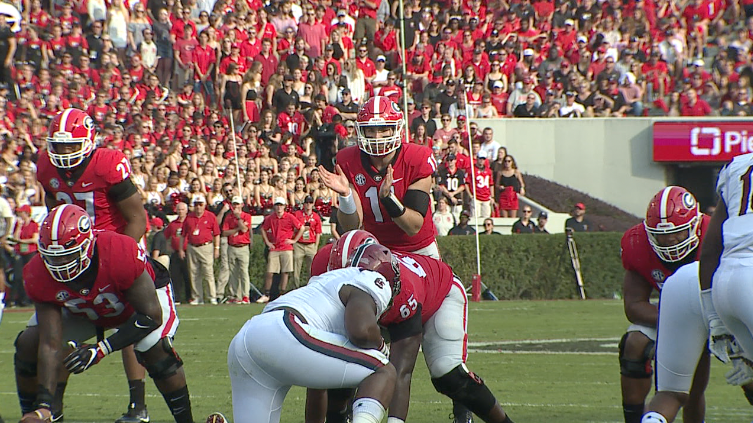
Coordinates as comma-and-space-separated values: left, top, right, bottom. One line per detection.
164, 218, 186, 251
254, 52, 279, 86
192, 44, 215, 79
294, 210, 322, 244
14, 219, 39, 255
356, 57, 376, 78
681, 98, 712, 116
467, 166, 493, 201
182, 211, 220, 247
262, 212, 302, 251
223, 211, 252, 246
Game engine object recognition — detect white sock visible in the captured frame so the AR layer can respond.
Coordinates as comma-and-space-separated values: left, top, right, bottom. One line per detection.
352, 397, 385, 423
642, 412, 668, 423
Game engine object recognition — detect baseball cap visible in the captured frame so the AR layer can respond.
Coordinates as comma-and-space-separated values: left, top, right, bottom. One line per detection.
274, 196, 287, 205
231, 196, 243, 204
493, 80, 504, 89
457, 115, 467, 121
477, 151, 487, 159
337, 9, 346, 16
460, 210, 471, 218
304, 195, 315, 203
16, 204, 31, 214
151, 217, 164, 227
538, 211, 548, 219
692, 58, 705, 67
192, 194, 206, 205
577, 35, 588, 43
564, 19, 575, 26
345, 120, 356, 128
566, 91, 576, 96
284, 74, 295, 81
523, 48, 535, 56
446, 153, 457, 161
376, 55, 386, 62
574, 202, 586, 210
342, 88, 351, 95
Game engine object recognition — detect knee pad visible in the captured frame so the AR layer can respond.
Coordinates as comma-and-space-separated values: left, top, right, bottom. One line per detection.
14, 331, 37, 377
619, 332, 654, 379
135, 337, 184, 380
431, 364, 496, 417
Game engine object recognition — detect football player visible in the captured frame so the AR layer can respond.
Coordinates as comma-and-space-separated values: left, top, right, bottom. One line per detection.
319, 96, 439, 259
227, 243, 398, 423
619, 186, 710, 423
699, 152, 753, 419
35, 108, 150, 422
642, 262, 753, 423
14, 205, 193, 423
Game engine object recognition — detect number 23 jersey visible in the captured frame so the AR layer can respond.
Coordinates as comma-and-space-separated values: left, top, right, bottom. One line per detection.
336, 144, 437, 252
718, 152, 753, 259
23, 231, 157, 328
37, 148, 133, 233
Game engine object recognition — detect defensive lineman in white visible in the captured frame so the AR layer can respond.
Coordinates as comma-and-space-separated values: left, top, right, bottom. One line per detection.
697, 152, 753, 417
227, 245, 400, 423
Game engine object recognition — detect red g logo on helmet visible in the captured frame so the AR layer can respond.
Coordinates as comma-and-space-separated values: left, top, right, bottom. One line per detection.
47, 108, 97, 169
39, 204, 96, 283
356, 96, 405, 156
328, 229, 377, 271
644, 186, 700, 262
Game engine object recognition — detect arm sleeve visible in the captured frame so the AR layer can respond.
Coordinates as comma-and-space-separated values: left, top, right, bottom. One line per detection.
108, 178, 139, 203
387, 308, 423, 342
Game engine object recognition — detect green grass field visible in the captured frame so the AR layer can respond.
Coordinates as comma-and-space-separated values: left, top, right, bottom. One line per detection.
1, 300, 751, 423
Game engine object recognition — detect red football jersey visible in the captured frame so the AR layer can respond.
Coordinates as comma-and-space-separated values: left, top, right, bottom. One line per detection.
467, 166, 493, 201
24, 231, 155, 328
620, 214, 710, 291
37, 149, 133, 233
336, 144, 437, 252
380, 252, 455, 326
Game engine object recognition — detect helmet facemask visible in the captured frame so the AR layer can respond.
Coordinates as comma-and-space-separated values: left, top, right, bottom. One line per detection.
40, 236, 93, 283
47, 133, 94, 169
645, 215, 700, 262
356, 120, 404, 156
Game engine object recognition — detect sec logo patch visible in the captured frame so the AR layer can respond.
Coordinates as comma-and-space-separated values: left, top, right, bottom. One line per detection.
355, 173, 366, 186
56, 291, 70, 302
651, 269, 666, 283
50, 178, 60, 189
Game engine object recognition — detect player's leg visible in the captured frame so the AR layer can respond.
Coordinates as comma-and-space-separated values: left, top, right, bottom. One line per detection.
619, 326, 655, 423
217, 237, 230, 302
423, 277, 513, 423
279, 251, 293, 293
226, 247, 239, 302
199, 244, 217, 304
712, 262, 753, 367
643, 266, 708, 423
134, 285, 191, 423
116, 346, 150, 423
293, 243, 305, 289
238, 246, 251, 302
304, 389, 328, 423
258, 252, 280, 303
186, 245, 204, 303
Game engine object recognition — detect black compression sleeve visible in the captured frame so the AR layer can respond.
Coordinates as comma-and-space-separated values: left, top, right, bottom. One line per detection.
100, 312, 160, 354
108, 178, 139, 203
403, 189, 431, 217
387, 305, 423, 342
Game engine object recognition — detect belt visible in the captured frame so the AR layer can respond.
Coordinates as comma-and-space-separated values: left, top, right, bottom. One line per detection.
266, 306, 307, 324
190, 241, 212, 247
229, 243, 250, 248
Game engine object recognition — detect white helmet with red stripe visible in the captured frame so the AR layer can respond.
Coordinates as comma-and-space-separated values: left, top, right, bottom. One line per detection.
356, 96, 405, 156
644, 186, 700, 262
38, 204, 95, 282
46, 108, 97, 169
328, 229, 378, 271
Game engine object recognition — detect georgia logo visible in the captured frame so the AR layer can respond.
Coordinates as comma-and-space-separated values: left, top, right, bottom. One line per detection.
78, 216, 91, 232
56, 291, 69, 302
50, 178, 60, 189
682, 192, 696, 209
391, 102, 401, 113
651, 269, 666, 283
83, 116, 94, 130
355, 173, 366, 186
374, 174, 383, 182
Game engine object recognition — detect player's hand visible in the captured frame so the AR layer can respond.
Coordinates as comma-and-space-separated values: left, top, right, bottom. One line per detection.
318, 165, 350, 197
377, 338, 390, 359
63, 341, 106, 374
709, 318, 734, 363
379, 165, 394, 199
19, 408, 53, 422
726, 339, 753, 386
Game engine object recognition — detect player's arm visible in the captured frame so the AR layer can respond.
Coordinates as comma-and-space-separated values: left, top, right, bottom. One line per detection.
44, 192, 58, 210
381, 174, 432, 237
318, 163, 364, 231
339, 284, 382, 349
699, 197, 727, 291
385, 311, 424, 421
111, 178, 148, 241
623, 270, 657, 327
34, 301, 64, 412
64, 271, 162, 374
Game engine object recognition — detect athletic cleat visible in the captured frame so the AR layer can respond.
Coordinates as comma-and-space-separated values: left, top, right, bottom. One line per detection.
205, 412, 228, 423
115, 404, 149, 423
51, 409, 63, 422
451, 402, 473, 423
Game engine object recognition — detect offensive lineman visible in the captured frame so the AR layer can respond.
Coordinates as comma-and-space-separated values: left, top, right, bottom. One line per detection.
619, 186, 709, 423
227, 243, 398, 423
14, 205, 193, 423
36, 108, 150, 422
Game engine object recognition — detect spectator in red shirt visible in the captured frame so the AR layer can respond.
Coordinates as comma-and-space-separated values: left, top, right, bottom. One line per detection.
181, 194, 221, 304
298, 8, 328, 59
292, 195, 321, 288
221, 196, 253, 304
374, 19, 398, 65
173, 25, 198, 91
642, 50, 671, 99
10, 204, 38, 307
377, 71, 402, 104
681, 88, 713, 116
193, 31, 216, 104
254, 38, 278, 86
354, 0, 380, 44
355, 44, 376, 84
258, 196, 305, 303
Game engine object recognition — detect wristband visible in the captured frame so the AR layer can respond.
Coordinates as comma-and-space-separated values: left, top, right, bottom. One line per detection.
380, 192, 406, 218
34, 385, 54, 410
387, 418, 405, 423
338, 190, 357, 215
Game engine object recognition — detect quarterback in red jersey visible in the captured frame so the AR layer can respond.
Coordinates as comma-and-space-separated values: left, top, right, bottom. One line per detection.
619, 186, 710, 423
319, 96, 440, 258
36, 108, 150, 423
14, 205, 194, 423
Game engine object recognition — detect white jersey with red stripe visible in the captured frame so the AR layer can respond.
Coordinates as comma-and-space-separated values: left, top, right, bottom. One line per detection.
262, 267, 392, 336
716, 153, 753, 260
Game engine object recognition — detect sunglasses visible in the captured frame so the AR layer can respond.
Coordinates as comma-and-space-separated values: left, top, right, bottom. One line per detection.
523, 210, 532, 213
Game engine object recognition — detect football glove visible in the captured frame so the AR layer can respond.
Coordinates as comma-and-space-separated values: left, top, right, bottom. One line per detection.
377, 338, 390, 359
63, 341, 108, 374
726, 339, 753, 386
19, 408, 53, 422
701, 288, 732, 363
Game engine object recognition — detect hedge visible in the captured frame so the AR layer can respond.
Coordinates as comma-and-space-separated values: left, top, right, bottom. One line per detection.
234, 233, 624, 300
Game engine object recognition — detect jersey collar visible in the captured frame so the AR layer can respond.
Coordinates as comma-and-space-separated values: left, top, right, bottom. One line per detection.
359, 145, 403, 181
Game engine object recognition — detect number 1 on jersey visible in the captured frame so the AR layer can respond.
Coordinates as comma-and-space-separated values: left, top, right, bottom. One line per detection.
740, 165, 753, 216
